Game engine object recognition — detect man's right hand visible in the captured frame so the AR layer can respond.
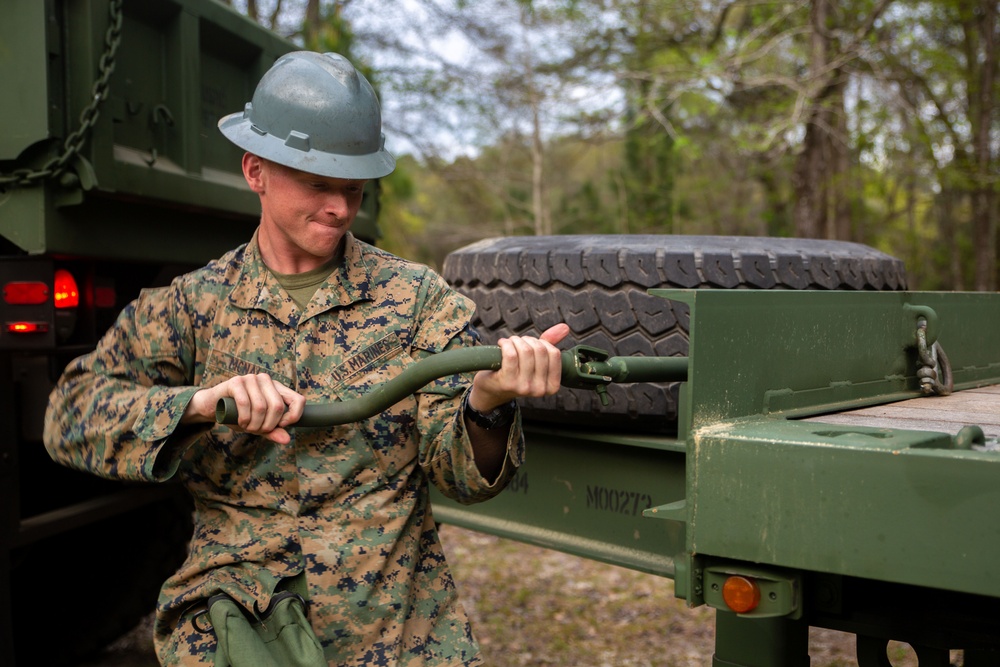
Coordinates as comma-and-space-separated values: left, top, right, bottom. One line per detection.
182, 374, 305, 444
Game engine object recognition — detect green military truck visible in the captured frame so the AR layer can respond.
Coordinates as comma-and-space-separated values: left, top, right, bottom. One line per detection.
3, 1, 999, 666
0, 1, 305, 664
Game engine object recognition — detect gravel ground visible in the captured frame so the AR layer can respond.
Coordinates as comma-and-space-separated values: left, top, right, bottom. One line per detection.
77, 524, 954, 667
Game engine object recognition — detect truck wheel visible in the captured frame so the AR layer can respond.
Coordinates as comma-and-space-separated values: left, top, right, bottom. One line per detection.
442, 235, 907, 433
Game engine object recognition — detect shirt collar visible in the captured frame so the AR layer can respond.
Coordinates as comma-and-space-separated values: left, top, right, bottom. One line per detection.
302, 232, 372, 320
229, 230, 372, 326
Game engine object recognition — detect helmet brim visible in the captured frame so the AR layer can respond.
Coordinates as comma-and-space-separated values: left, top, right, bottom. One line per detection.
219, 113, 396, 180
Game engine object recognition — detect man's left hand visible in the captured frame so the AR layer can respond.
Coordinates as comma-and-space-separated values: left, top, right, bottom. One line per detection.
468, 323, 570, 413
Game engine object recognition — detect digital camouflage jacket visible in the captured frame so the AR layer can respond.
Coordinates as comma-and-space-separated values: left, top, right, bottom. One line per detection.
43, 232, 523, 666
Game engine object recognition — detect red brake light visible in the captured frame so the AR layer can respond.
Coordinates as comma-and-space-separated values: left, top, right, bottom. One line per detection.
4, 281, 49, 305
6, 322, 49, 334
53, 269, 79, 308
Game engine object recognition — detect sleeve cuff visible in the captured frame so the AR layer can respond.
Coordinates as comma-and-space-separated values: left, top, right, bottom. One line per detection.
131, 385, 208, 480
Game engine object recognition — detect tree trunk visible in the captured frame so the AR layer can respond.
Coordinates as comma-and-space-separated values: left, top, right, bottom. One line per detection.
832, 78, 852, 241
755, 167, 791, 238
939, 189, 965, 291
793, 0, 833, 239
303, 0, 321, 50
530, 88, 550, 236
972, 0, 998, 291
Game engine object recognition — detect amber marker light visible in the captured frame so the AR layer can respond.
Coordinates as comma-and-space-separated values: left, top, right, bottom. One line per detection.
53, 269, 80, 308
722, 575, 761, 614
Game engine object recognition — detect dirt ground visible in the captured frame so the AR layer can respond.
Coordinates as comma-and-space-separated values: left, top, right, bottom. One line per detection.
78, 524, 949, 667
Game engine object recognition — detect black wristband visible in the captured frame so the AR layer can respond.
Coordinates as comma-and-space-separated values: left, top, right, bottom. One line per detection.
463, 392, 517, 430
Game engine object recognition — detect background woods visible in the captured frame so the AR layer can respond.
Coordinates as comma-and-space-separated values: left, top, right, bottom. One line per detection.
222, 0, 999, 291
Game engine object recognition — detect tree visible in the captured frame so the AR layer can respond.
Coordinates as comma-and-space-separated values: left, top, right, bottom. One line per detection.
223, 0, 999, 290
620, 1, 678, 233
344, 0, 624, 239
873, 0, 999, 289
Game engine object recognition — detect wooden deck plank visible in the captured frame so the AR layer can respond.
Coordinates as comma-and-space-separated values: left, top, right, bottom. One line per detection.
806, 414, 1000, 439
802, 384, 1000, 437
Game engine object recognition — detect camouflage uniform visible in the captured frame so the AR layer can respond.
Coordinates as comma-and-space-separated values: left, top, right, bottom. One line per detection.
44, 232, 523, 666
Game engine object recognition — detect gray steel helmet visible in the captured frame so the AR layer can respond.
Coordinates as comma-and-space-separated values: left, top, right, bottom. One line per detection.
218, 51, 395, 179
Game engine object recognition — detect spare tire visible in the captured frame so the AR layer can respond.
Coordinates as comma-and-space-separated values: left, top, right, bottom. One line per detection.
442, 235, 907, 433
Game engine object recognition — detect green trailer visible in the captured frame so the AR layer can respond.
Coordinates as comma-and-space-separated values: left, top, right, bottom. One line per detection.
431, 257, 1000, 666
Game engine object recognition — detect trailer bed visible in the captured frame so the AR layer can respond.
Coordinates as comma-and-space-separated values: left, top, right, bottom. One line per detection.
804, 384, 1000, 445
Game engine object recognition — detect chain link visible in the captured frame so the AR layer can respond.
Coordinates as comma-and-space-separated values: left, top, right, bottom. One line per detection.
915, 318, 953, 396
0, 0, 123, 189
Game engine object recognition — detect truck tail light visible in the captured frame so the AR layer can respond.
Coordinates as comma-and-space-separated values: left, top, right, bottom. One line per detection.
6, 322, 50, 333
2, 268, 80, 344
722, 575, 761, 613
3, 281, 49, 305
53, 269, 80, 308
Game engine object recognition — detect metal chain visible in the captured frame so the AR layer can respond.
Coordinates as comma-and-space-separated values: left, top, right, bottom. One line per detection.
0, 0, 123, 189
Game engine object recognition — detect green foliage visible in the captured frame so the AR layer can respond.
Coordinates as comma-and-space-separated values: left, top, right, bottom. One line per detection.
623, 115, 676, 233
233, 0, 999, 291
374, 158, 423, 259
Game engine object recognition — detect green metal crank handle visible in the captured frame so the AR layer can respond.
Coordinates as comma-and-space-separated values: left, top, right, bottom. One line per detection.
215, 344, 689, 427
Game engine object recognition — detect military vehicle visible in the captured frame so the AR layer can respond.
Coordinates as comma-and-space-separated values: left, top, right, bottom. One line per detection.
3, 0, 998, 666
1, 1, 307, 663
